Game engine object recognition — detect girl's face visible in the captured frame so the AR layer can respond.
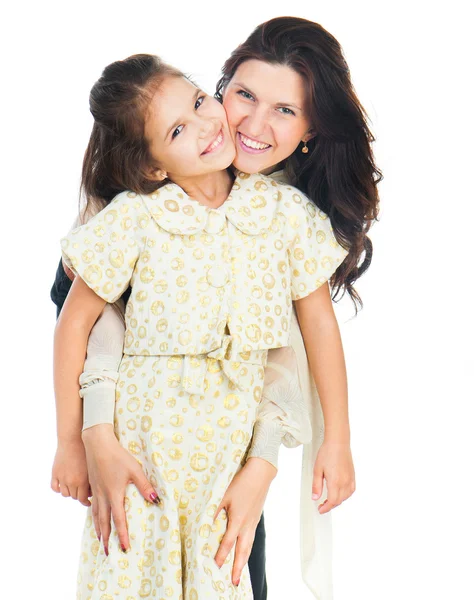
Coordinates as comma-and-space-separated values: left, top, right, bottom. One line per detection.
145, 76, 236, 181
222, 60, 313, 174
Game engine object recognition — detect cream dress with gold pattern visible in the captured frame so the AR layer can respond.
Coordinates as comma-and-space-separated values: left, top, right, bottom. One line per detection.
61, 172, 348, 600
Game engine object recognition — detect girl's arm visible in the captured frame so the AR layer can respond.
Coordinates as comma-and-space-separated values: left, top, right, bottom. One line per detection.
294, 282, 355, 513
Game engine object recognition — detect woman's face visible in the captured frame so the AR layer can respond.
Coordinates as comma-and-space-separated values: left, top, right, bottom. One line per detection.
145, 76, 236, 181
222, 60, 313, 175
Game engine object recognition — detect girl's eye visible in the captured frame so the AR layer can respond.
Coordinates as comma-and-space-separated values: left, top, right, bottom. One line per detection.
277, 107, 296, 116
237, 89, 254, 101
195, 96, 205, 109
172, 125, 184, 139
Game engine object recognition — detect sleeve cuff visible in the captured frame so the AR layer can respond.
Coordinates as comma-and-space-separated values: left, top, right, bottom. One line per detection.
79, 371, 117, 430
246, 419, 284, 470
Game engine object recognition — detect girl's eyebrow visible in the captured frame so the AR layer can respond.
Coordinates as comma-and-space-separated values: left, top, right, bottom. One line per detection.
233, 81, 302, 111
165, 88, 202, 141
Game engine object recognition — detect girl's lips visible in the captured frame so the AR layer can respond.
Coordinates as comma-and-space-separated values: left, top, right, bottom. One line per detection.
237, 132, 272, 155
201, 129, 224, 155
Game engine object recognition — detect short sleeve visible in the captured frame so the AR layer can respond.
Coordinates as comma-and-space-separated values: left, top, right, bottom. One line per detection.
287, 194, 349, 300
60, 191, 146, 303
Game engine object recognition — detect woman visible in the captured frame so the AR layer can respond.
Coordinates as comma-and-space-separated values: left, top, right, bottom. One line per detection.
51, 16, 380, 599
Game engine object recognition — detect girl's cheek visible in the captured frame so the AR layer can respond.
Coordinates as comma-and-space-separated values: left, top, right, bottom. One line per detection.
223, 98, 241, 130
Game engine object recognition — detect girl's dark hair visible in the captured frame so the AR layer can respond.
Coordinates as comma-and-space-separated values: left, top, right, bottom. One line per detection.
80, 54, 183, 221
216, 17, 382, 312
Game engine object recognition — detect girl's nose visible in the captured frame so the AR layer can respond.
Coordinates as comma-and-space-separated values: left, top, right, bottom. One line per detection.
198, 118, 216, 139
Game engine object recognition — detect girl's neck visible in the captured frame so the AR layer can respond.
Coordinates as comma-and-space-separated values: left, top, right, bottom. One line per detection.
171, 169, 235, 209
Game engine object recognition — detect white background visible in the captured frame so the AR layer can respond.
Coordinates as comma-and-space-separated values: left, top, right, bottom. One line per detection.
1, 1, 473, 598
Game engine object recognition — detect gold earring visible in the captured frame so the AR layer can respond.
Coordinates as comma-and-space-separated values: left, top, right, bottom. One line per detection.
302, 142, 309, 154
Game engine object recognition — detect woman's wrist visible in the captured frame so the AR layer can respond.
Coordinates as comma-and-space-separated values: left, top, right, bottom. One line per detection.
81, 423, 115, 445
245, 457, 278, 482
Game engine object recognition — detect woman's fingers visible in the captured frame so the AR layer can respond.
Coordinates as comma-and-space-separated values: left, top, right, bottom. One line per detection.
232, 532, 254, 587
98, 498, 112, 556
214, 518, 238, 569
91, 496, 101, 540
111, 500, 130, 553
131, 465, 160, 505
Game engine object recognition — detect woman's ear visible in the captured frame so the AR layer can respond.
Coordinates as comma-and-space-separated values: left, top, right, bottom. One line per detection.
302, 129, 316, 143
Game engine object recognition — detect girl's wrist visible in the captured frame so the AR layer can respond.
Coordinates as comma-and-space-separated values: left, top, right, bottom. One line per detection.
57, 432, 83, 446
323, 423, 351, 445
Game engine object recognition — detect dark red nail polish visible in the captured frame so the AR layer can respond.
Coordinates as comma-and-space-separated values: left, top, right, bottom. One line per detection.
149, 492, 160, 504
104, 546, 109, 557
121, 544, 127, 553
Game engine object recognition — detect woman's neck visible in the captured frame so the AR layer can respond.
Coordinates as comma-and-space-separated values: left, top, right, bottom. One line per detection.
260, 161, 285, 176
171, 169, 234, 209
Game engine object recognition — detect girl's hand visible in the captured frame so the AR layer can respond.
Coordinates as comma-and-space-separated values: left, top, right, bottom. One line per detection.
81, 424, 160, 555
312, 439, 355, 514
51, 437, 91, 507
213, 457, 277, 586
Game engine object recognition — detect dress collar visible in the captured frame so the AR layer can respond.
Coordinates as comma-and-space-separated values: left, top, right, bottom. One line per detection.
140, 172, 284, 236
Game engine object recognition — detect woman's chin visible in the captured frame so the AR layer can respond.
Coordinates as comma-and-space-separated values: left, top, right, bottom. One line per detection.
232, 154, 271, 175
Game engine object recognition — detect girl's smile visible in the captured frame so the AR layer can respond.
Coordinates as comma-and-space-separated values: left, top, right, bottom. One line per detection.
201, 128, 225, 155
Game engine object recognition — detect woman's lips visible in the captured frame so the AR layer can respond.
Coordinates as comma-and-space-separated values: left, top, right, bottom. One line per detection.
201, 129, 224, 155
237, 132, 271, 154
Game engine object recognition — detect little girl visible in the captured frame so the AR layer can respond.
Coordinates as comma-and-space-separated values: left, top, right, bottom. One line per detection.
54, 54, 348, 599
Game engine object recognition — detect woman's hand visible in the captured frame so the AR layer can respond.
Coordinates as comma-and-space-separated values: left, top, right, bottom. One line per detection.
213, 457, 277, 586
312, 439, 355, 514
51, 436, 91, 507
81, 424, 160, 555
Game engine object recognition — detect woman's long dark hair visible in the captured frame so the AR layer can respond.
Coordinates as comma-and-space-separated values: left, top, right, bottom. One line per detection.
80, 54, 183, 222
216, 17, 382, 312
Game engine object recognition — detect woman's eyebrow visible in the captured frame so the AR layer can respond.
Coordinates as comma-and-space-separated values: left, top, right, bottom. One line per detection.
233, 82, 257, 97
275, 101, 302, 111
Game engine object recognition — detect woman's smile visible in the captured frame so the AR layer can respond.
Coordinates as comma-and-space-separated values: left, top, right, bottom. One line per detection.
237, 132, 271, 154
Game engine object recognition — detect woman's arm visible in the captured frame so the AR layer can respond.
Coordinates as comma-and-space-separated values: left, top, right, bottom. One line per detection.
246, 345, 312, 469
51, 276, 108, 507
53, 276, 107, 441
293, 282, 355, 513
80, 301, 125, 430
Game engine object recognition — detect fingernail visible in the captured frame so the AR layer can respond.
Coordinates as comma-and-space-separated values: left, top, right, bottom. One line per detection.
235, 578, 240, 587
104, 546, 109, 557
312, 493, 319, 500
149, 492, 160, 504
121, 544, 128, 553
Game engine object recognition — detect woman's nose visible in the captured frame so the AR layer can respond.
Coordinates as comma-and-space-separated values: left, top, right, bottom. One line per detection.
243, 106, 267, 139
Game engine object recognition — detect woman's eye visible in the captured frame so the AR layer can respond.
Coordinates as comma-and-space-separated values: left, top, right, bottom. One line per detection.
278, 107, 295, 116
237, 89, 254, 101
195, 96, 205, 109
172, 125, 184, 139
